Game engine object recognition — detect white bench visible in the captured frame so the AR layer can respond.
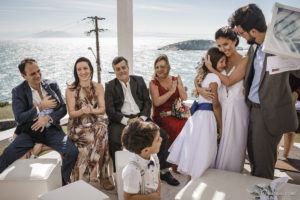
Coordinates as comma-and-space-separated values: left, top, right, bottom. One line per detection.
38, 180, 110, 200
175, 168, 300, 200
115, 150, 134, 200
0, 158, 62, 200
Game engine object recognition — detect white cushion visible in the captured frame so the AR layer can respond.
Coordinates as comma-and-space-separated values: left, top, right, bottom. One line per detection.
115, 150, 134, 200
39, 150, 62, 165
38, 180, 109, 200
0, 159, 62, 200
175, 168, 300, 200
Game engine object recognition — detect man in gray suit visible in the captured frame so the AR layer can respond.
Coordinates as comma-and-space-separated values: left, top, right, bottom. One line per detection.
230, 4, 300, 179
105, 56, 179, 186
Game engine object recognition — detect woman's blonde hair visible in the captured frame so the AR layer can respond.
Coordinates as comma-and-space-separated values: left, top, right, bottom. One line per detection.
153, 54, 171, 78
192, 47, 225, 97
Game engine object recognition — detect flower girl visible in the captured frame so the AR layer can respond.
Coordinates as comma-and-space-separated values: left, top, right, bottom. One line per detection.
167, 47, 226, 178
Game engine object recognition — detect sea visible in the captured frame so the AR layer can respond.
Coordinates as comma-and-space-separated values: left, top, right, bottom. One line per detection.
0, 36, 247, 102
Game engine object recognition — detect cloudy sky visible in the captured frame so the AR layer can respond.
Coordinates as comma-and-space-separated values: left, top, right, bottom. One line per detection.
0, 0, 299, 38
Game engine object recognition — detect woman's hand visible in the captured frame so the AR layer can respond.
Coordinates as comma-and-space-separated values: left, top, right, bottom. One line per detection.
204, 54, 214, 72
169, 80, 177, 94
197, 87, 214, 100
177, 75, 184, 89
81, 103, 92, 114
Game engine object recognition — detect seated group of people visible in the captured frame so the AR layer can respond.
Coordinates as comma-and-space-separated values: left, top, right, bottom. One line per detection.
0, 54, 188, 190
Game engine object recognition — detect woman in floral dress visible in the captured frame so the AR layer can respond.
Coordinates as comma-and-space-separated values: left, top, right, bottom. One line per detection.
66, 57, 114, 190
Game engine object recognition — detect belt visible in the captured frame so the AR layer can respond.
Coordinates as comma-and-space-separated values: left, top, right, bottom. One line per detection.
251, 102, 261, 108
190, 102, 213, 116
124, 114, 139, 119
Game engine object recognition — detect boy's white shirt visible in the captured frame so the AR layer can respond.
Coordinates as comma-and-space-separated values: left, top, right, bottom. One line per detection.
122, 153, 160, 194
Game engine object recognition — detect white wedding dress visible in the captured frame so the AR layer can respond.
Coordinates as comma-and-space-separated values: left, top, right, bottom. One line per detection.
215, 67, 249, 172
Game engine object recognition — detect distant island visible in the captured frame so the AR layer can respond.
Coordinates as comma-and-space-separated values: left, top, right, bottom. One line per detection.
158, 39, 244, 51
158, 39, 216, 50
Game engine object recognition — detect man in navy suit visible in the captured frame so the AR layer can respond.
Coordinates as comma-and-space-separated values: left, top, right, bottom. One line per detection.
0, 58, 78, 185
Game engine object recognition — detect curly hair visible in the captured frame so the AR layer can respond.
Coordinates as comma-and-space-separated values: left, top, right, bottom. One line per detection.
192, 47, 225, 97
121, 121, 160, 155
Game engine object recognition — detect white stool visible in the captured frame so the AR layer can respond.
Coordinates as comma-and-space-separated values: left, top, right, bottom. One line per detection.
175, 169, 300, 200
115, 150, 134, 200
0, 158, 62, 200
38, 180, 110, 200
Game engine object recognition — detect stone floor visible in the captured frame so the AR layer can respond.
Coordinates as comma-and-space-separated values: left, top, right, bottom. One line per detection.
87, 142, 300, 200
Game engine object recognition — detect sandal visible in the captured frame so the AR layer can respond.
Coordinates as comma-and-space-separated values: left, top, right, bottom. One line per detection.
100, 177, 115, 190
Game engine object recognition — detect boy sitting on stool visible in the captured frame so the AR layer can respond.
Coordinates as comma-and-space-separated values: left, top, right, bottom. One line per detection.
122, 121, 162, 200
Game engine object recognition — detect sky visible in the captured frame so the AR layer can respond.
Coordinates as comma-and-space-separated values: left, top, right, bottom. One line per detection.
0, 0, 299, 39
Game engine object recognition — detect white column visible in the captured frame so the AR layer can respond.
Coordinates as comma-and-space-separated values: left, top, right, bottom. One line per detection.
117, 0, 133, 74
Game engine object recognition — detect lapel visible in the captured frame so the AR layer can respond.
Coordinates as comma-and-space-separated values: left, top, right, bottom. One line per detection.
129, 76, 138, 103
259, 53, 271, 87
115, 78, 124, 102
24, 81, 33, 107
245, 45, 257, 83
41, 80, 60, 103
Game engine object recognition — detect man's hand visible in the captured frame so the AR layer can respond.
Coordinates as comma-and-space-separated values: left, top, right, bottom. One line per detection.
40, 96, 57, 111
31, 115, 51, 132
127, 117, 143, 125
292, 91, 299, 104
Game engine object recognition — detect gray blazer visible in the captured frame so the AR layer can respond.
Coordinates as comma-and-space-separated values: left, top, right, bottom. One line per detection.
244, 44, 300, 135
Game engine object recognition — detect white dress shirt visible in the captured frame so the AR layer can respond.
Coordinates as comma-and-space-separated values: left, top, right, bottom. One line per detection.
30, 84, 48, 114
119, 79, 147, 125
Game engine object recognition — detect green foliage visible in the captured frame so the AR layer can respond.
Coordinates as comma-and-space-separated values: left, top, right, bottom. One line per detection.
0, 102, 9, 107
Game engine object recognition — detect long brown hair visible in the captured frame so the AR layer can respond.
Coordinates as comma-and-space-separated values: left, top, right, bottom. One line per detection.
193, 47, 225, 97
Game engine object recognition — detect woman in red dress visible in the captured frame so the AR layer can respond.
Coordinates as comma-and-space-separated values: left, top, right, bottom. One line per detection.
149, 54, 188, 146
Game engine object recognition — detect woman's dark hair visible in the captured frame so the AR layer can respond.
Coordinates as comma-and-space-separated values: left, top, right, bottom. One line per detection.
215, 26, 239, 47
121, 121, 160, 155
70, 57, 94, 90
229, 4, 267, 33
193, 47, 225, 97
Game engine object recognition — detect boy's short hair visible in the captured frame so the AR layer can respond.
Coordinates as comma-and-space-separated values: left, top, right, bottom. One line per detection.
121, 121, 160, 155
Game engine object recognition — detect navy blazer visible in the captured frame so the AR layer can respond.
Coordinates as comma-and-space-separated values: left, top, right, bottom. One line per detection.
12, 79, 67, 131
104, 75, 152, 124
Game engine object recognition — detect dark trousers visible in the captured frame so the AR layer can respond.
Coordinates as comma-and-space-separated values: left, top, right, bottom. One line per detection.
0, 126, 79, 184
247, 107, 282, 179
108, 120, 171, 171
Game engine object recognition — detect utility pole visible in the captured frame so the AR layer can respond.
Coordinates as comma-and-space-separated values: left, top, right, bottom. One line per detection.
83, 16, 106, 83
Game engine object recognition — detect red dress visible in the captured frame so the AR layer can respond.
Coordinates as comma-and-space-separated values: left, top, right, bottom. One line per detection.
151, 76, 187, 145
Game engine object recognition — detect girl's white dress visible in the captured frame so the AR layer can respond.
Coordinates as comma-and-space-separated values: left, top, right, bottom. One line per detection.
215, 67, 249, 172
167, 73, 221, 178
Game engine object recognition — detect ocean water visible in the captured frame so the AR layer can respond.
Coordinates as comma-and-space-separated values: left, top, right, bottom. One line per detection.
0, 36, 245, 102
